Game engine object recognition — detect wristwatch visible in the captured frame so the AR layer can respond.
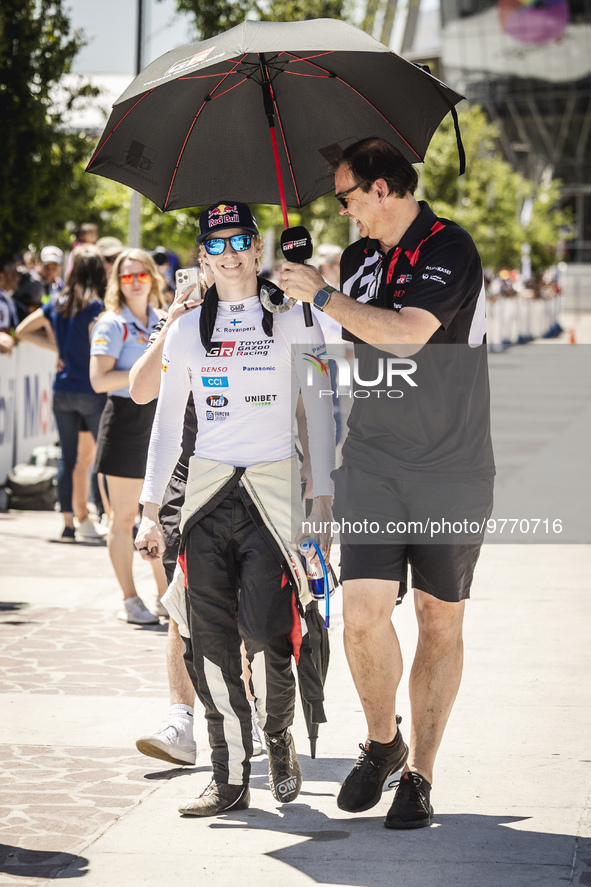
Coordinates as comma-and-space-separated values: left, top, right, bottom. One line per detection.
313, 285, 336, 312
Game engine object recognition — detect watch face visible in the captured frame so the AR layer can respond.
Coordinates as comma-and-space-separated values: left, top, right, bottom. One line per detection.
314, 288, 330, 309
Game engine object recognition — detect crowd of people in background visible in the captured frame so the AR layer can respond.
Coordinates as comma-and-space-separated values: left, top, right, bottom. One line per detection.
0, 224, 188, 625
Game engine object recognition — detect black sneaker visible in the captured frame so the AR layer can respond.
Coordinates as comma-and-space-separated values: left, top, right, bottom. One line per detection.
337, 719, 408, 813
265, 728, 302, 803
178, 779, 250, 817
59, 526, 76, 543
384, 771, 433, 829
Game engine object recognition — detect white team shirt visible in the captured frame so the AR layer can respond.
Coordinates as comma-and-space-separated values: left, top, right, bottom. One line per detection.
141, 295, 335, 505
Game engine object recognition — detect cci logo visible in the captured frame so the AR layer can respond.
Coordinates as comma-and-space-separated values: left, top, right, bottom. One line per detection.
202, 376, 229, 388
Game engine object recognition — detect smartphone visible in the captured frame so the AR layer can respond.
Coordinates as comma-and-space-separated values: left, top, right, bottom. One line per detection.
175, 267, 201, 293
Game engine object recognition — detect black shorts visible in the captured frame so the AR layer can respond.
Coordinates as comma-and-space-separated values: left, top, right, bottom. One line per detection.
335, 466, 494, 603
94, 395, 157, 478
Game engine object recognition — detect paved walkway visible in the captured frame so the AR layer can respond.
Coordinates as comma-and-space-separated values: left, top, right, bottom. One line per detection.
1, 339, 590, 887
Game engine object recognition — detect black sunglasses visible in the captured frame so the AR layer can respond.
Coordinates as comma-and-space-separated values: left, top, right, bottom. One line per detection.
335, 182, 370, 209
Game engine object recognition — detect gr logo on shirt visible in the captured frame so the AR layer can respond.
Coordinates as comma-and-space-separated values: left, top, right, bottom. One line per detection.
207, 342, 235, 357
202, 376, 229, 388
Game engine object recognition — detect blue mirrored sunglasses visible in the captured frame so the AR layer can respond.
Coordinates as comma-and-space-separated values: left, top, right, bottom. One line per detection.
204, 234, 252, 256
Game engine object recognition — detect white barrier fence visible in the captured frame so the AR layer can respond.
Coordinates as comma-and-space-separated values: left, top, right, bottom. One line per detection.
0, 294, 564, 484
486, 294, 562, 350
0, 343, 57, 484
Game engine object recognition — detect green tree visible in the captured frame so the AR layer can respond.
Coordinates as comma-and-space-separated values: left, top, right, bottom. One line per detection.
420, 104, 572, 274
0, 1, 100, 255
166, 0, 348, 39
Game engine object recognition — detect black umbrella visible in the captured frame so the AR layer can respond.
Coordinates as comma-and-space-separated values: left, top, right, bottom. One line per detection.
298, 600, 331, 759
86, 18, 465, 222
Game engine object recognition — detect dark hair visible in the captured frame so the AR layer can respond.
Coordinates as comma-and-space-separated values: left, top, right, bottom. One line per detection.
333, 138, 419, 198
58, 248, 107, 317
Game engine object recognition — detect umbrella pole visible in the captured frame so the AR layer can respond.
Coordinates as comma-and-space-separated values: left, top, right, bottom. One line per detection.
259, 56, 289, 229
268, 124, 290, 229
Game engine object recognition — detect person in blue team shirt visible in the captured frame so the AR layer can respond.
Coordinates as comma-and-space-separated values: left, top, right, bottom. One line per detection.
15, 248, 107, 542
90, 248, 168, 626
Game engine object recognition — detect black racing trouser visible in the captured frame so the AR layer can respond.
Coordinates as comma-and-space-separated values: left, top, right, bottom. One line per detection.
182, 482, 296, 786
159, 462, 189, 584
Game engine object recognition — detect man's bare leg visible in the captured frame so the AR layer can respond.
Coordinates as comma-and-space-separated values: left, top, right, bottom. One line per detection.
168, 618, 196, 705
342, 578, 403, 743
136, 618, 197, 766
406, 590, 465, 785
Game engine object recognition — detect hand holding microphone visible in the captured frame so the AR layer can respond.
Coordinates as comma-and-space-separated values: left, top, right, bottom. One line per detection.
280, 226, 315, 328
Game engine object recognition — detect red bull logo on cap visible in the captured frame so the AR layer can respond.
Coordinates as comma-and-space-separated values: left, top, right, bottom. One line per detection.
208, 203, 240, 226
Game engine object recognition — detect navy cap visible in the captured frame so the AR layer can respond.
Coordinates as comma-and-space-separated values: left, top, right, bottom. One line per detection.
196, 202, 259, 243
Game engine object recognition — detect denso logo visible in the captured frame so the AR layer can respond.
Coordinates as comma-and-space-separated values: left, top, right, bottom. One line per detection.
202, 376, 229, 388
201, 366, 227, 373
207, 342, 235, 357
206, 395, 229, 407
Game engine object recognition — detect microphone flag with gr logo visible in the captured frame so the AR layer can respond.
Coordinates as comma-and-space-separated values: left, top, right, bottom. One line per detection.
281, 226, 314, 328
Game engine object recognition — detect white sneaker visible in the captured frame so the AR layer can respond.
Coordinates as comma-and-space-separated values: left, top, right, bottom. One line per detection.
118, 596, 159, 625
250, 700, 264, 757
76, 516, 106, 541
136, 723, 197, 766
152, 597, 169, 618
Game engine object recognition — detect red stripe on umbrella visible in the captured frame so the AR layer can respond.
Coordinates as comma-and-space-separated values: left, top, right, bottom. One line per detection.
87, 89, 156, 169
164, 55, 248, 209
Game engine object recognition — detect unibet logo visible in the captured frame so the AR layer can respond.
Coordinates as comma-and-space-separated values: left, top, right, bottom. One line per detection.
244, 394, 277, 405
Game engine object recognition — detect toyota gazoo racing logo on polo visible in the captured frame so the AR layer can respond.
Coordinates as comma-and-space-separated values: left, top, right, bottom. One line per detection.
208, 203, 240, 227
207, 341, 235, 358
202, 376, 229, 388
236, 340, 273, 357
206, 395, 229, 408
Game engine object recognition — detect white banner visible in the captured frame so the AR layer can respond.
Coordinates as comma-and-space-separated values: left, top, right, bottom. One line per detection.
0, 350, 17, 484
14, 342, 57, 466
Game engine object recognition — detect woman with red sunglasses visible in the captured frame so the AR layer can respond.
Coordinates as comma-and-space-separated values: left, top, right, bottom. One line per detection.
90, 248, 168, 625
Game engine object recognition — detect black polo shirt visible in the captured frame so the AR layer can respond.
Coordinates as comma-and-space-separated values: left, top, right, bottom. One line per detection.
338, 201, 495, 481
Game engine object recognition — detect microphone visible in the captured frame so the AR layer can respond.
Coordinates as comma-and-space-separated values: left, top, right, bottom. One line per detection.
280, 226, 314, 328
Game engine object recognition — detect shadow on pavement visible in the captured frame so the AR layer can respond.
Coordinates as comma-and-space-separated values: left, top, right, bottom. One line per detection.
208, 810, 590, 886
0, 844, 89, 880
0, 602, 28, 611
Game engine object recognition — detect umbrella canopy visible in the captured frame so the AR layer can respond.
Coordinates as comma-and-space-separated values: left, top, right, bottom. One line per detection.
86, 18, 464, 212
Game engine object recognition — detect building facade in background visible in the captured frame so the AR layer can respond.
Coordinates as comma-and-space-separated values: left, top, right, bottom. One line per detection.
439, 0, 591, 263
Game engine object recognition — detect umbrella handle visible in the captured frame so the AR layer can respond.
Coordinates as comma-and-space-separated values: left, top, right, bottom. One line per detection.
298, 537, 330, 628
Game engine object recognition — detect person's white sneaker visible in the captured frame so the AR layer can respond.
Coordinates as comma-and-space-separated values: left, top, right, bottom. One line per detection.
76, 516, 106, 541
118, 596, 159, 625
136, 723, 197, 766
250, 700, 264, 757
152, 597, 168, 618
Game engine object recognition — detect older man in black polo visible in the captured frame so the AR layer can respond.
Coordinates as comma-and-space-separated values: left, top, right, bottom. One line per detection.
281, 137, 494, 830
